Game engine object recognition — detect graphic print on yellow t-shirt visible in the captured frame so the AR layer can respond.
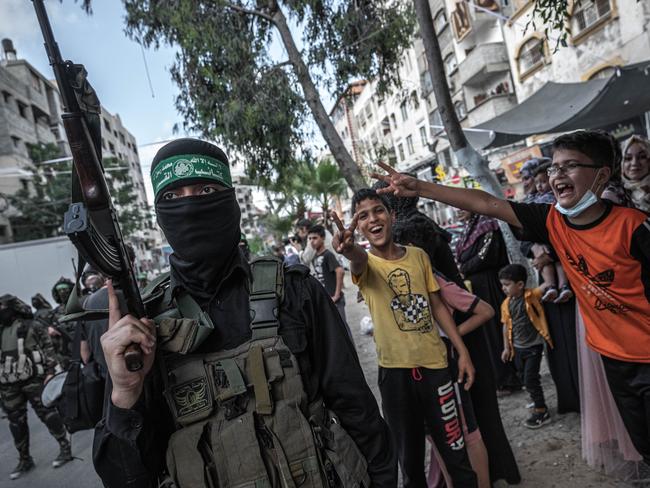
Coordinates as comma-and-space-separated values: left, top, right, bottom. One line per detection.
387, 268, 433, 333
353, 246, 447, 369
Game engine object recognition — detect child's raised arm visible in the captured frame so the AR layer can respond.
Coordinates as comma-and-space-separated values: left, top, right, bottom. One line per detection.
373, 162, 523, 228
331, 211, 368, 277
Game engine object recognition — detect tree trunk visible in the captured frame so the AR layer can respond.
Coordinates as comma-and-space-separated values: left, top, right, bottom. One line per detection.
272, 7, 366, 192
414, 0, 526, 266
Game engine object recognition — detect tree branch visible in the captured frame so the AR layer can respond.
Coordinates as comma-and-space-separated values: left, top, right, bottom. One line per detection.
225, 3, 275, 23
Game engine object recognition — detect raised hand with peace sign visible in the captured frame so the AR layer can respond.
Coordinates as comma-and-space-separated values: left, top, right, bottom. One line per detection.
331, 210, 358, 253
330, 210, 368, 276
371, 162, 421, 198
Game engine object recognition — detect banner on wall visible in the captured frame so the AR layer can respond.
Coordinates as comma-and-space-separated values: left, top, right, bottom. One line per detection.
499, 145, 543, 183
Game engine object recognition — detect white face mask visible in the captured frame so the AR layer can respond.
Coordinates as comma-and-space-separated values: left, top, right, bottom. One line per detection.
554, 169, 602, 218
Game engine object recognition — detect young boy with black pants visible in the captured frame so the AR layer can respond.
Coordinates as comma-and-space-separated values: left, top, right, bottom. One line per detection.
332, 189, 478, 487
499, 264, 554, 429
374, 130, 650, 465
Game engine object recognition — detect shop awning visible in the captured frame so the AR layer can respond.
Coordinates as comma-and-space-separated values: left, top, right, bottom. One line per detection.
468, 60, 650, 149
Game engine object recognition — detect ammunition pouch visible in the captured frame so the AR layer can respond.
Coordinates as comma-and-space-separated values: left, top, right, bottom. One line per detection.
158, 257, 370, 488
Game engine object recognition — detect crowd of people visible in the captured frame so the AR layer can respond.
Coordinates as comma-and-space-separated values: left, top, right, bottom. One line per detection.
0, 131, 648, 486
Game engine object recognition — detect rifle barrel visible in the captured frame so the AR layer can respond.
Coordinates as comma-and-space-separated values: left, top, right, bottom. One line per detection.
32, 0, 77, 113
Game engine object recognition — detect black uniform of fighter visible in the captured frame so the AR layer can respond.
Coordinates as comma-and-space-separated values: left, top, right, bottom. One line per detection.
93, 139, 396, 487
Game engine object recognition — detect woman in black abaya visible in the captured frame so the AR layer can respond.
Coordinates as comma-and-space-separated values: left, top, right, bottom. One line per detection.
455, 210, 521, 394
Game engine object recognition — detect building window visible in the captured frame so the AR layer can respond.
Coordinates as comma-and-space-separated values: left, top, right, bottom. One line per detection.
104, 118, 111, 132
444, 53, 458, 75
2, 91, 11, 104
434, 10, 448, 34
438, 148, 452, 168
411, 90, 420, 109
17, 101, 28, 119
20, 179, 29, 192
390, 113, 397, 128
11, 136, 21, 149
517, 36, 545, 77
30, 71, 42, 93
365, 104, 373, 120
587, 65, 616, 80
430, 108, 443, 128
572, 0, 611, 36
108, 142, 115, 154
400, 101, 408, 122
397, 143, 405, 162
419, 126, 428, 148
454, 100, 467, 119
406, 135, 415, 155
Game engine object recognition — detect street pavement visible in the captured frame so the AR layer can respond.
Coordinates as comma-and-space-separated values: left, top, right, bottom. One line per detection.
0, 407, 101, 486
0, 274, 638, 487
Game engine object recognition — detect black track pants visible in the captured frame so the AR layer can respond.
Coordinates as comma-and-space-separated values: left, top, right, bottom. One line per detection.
601, 356, 650, 465
379, 366, 478, 487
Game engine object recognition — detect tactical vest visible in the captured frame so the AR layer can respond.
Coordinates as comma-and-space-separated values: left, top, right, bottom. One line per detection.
0, 320, 44, 384
144, 257, 370, 488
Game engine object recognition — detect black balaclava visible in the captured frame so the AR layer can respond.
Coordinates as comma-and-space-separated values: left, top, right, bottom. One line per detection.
52, 277, 74, 305
32, 293, 52, 310
0, 294, 32, 325
151, 138, 241, 299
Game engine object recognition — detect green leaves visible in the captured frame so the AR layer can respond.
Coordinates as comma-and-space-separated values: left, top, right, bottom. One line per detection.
121, 1, 414, 184
527, 0, 572, 52
9, 143, 148, 242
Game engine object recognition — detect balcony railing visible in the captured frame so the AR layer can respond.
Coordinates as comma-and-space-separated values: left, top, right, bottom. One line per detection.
457, 43, 510, 87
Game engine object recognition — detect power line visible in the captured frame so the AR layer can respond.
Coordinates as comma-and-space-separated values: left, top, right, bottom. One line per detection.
139, 42, 156, 99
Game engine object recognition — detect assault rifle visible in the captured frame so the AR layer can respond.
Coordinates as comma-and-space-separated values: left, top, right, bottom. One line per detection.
33, 0, 145, 371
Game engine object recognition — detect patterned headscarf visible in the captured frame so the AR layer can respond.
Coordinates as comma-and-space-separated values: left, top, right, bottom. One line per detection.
455, 213, 500, 260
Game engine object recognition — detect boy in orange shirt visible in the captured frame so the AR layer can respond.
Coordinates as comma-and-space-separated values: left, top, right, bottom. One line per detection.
374, 130, 650, 465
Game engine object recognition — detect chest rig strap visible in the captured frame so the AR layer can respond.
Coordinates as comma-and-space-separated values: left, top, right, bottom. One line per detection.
249, 257, 284, 340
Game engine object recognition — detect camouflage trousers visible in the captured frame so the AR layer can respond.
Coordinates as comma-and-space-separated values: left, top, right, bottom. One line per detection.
51, 333, 73, 371
0, 377, 68, 458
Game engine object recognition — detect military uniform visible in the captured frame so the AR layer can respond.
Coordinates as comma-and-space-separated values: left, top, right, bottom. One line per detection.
93, 139, 397, 488
48, 278, 78, 370
0, 294, 72, 479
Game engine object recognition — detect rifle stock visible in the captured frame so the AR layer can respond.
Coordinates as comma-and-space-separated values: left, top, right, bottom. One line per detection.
33, 0, 145, 372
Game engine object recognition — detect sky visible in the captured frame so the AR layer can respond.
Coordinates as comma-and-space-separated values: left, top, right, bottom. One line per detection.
2, 0, 183, 203
2, 0, 324, 208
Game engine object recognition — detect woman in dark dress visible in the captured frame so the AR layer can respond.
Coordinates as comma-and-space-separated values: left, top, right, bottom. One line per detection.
455, 210, 521, 394
393, 214, 521, 485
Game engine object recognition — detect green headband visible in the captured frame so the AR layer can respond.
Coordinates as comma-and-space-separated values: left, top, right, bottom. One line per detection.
152, 154, 232, 197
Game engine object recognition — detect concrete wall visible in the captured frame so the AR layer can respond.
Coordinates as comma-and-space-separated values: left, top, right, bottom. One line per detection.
503, 0, 650, 101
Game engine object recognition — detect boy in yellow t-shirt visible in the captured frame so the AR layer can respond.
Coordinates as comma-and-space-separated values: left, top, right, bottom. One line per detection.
332, 188, 478, 487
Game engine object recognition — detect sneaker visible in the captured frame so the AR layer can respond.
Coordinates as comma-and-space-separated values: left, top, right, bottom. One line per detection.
52, 444, 73, 468
555, 286, 574, 304
542, 287, 558, 302
10, 457, 34, 480
524, 409, 551, 429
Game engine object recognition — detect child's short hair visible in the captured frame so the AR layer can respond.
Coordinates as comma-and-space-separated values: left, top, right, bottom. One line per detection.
308, 224, 325, 238
552, 130, 621, 170
351, 188, 392, 214
534, 162, 551, 178
498, 264, 527, 284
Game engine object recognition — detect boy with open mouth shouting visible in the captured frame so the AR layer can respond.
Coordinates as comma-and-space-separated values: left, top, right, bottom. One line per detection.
373, 130, 650, 466
332, 188, 478, 487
